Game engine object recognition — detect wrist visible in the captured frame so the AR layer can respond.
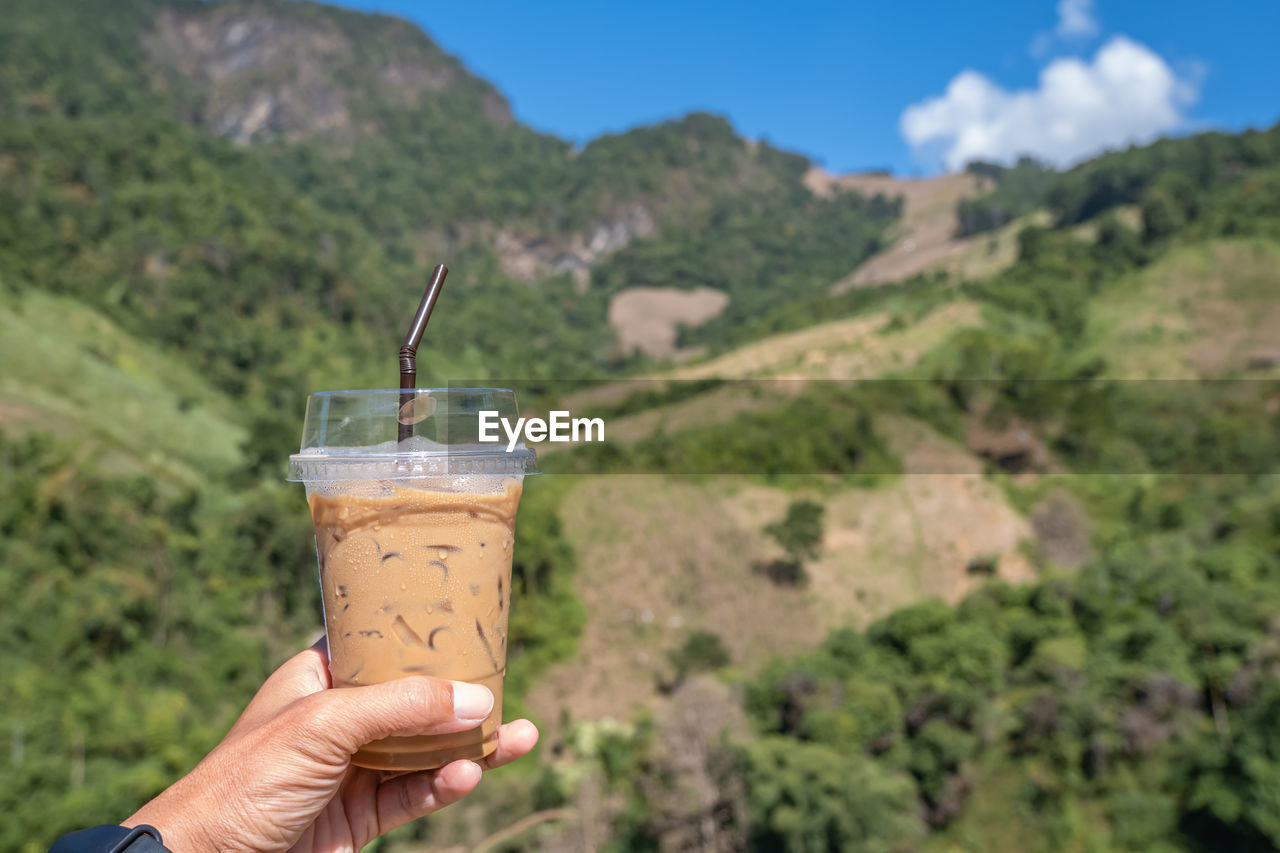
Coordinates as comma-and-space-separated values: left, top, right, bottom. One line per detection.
124, 804, 212, 853
49, 824, 170, 853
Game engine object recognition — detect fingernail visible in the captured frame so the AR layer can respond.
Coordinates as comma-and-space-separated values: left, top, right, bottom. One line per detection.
451, 682, 494, 721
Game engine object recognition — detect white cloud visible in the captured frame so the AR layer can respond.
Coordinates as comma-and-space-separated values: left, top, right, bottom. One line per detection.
900, 36, 1197, 171
1056, 0, 1099, 39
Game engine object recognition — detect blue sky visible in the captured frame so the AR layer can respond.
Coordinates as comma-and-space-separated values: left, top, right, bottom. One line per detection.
335, 0, 1280, 175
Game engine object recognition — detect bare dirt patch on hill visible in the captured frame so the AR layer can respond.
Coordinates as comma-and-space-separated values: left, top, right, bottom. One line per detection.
0, 398, 40, 426
793, 417, 1036, 628
536, 300, 982, 459
608, 286, 730, 360
805, 168, 1030, 290
527, 476, 823, 728
668, 300, 981, 381
527, 417, 1037, 731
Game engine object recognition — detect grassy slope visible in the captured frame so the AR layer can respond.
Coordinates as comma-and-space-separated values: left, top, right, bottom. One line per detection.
668, 300, 981, 381
529, 474, 1036, 739
529, 422, 1037, 733
0, 287, 245, 486
528, 232, 1280, 739
527, 272, 1020, 732
1085, 237, 1280, 379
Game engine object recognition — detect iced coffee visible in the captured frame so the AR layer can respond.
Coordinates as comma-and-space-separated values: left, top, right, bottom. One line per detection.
309, 478, 521, 769
289, 389, 538, 771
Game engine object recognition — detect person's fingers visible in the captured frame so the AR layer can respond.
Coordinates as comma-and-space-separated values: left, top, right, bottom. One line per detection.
227, 638, 331, 738
372, 760, 482, 837
369, 720, 540, 840
287, 677, 495, 762
477, 719, 540, 771
373, 719, 540, 778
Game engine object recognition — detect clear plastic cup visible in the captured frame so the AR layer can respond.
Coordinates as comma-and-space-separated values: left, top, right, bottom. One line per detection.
288, 388, 538, 771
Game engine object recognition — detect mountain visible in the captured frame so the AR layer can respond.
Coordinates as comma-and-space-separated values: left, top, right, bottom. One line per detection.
5, 1, 1280, 852
146, 0, 515, 144
0, 0, 903, 422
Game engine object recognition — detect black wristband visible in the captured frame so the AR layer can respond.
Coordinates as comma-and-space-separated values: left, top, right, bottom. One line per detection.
49, 825, 170, 853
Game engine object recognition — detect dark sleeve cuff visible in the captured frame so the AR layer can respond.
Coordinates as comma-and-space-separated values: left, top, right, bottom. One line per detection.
49, 825, 170, 853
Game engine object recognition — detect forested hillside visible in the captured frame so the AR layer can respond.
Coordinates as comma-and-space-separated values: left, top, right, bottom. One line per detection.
2, 1, 1280, 852
0, 0, 900, 394
540, 169, 1280, 850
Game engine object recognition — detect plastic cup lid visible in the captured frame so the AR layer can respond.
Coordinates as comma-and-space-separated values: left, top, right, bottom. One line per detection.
286, 388, 539, 482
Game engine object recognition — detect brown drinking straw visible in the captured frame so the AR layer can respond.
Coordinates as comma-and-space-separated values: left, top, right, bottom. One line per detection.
399, 263, 448, 442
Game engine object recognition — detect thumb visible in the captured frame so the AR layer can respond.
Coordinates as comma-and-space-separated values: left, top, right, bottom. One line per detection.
228, 639, 330, 739
286, 677, 495, 762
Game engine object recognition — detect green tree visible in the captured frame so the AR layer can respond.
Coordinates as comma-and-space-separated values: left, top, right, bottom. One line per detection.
668, 630, 732, 681
742, 738, 926, 852
763, 500, 825, 586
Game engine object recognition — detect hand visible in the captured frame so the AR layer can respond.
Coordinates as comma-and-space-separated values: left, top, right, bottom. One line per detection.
123, 640, 539, 853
